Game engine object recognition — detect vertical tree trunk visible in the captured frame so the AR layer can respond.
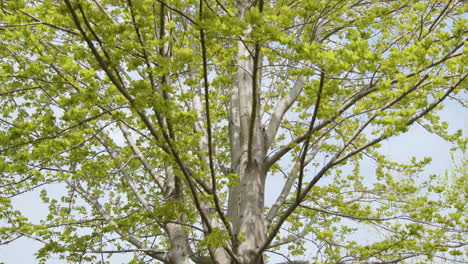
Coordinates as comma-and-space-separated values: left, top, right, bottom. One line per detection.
228, 1, 266, 263
160, 4, 190, 262
165, 166, 190, 264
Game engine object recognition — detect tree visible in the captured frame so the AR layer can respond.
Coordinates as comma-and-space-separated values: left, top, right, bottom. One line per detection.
0, 0, 466, 263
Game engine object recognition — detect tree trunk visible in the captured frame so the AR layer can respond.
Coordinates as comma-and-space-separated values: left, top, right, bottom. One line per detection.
165, 166, 190, 264
228, 1, 266, 263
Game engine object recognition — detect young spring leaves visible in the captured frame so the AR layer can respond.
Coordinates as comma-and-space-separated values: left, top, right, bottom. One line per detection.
0, 0, 466, 263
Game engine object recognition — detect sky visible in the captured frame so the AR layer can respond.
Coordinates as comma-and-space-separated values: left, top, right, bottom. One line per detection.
0, 97, 466, 263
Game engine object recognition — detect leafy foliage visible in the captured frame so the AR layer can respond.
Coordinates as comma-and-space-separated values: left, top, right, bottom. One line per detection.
0, 0, 466, 263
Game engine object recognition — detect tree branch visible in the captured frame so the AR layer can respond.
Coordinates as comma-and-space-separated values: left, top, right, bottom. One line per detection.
265, 76, 306, 149
297, 71, 325, 200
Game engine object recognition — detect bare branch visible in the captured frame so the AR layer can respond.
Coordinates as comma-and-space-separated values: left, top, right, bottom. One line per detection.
266, 76, 306, 149
118, 122, 165, 190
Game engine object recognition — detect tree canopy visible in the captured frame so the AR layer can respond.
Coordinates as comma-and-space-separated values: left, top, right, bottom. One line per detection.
0, 0, 467, 263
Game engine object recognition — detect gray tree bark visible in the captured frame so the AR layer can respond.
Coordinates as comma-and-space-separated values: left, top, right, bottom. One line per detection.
227, 1, 267, 263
